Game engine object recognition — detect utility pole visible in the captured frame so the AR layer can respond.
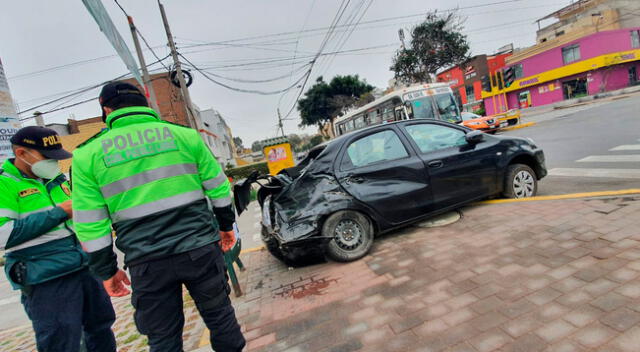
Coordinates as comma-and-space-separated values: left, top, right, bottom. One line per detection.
158, 1, 198, 129
127, 16, 161, 114
277, 108, 285, 137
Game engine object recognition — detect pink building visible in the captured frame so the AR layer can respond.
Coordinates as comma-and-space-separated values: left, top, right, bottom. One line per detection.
484, 28, 640, 115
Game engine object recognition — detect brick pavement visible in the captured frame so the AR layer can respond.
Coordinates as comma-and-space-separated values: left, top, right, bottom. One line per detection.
2, 196, 640, 351
228, 196, 640, 352
0, 290, 205, 352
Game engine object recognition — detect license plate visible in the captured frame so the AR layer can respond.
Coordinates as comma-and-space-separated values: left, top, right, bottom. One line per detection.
262, 196, 271, 227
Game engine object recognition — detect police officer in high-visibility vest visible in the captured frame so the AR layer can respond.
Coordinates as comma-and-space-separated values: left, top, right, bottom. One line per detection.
72, 81, 245, 352
0, 126, 117, 352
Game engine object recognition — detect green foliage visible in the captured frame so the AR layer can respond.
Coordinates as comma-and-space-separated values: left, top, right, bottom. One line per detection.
391, 12, 470, 84
251, 141, 262, 152
226, 162, 269, 180
232, 137, 243, 150
473, 106, 486, 116
298, 75, 375, 128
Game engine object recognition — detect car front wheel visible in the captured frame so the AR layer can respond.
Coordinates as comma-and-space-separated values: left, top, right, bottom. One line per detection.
323, 211, 374, 262
503, 164, 538, 198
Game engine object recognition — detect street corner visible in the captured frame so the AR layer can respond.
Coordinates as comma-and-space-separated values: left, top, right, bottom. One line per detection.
0, 291, 206, 352
499, 121, 536, 132
225, 195, 640, 352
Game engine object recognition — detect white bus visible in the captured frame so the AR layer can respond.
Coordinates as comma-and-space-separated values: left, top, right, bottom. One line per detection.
334, 83, 462, 137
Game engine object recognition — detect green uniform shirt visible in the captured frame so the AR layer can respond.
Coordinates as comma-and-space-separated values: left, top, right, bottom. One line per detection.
0, 160, 87, 289
72, 106, 234, 280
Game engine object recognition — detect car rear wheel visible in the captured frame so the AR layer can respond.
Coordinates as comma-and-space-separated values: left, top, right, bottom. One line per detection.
503, 164, 537, 198
323, 211, 374, 262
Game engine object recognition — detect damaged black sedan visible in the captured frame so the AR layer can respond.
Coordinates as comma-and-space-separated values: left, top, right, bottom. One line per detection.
234, 119, 546, 264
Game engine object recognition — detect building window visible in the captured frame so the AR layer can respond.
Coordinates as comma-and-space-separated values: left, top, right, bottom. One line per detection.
562, 44, 581, 64
464, 85, 476, 102
632, 30, 640, 49
513, 64, 524, 79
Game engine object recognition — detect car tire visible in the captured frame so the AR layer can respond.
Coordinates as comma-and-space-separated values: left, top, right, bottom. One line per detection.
503, 164, 537, 199
323, 211, 374, 262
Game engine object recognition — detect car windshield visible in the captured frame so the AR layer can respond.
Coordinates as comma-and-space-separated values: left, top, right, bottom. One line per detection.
434, 93, 462, 124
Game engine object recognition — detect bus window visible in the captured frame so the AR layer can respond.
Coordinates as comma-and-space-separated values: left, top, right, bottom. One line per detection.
368, 109, 380, 125
434, 93, 462, 124
382, 105, 395, 122
346, 120, 355, 132
354, 115, 366, 129
394, 107, 405, 121
337, 123, 345, 135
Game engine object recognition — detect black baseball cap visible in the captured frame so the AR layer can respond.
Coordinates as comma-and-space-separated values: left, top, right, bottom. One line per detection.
98, 81, 148, 121
10, 126, 72, 160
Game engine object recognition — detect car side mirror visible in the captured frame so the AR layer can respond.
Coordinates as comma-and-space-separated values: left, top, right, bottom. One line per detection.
465, 130, 484, 144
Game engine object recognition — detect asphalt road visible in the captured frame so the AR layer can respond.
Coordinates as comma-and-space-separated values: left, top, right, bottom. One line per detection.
501, 94, 640, 196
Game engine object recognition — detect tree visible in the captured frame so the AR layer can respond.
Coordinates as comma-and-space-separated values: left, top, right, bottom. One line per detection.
391, 12, 470, 84
297, 75, 374, 128
232, 137, 244, 150
251, 141, 262, 152
287, 133, 303, 152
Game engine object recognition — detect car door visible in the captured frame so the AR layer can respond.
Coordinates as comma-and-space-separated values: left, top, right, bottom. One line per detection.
401, 122, 501, 208
334, 127, 433, 225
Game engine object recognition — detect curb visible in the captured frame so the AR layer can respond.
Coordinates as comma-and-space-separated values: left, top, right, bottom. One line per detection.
500, 122, 536, 131
241, 245, 265, 254
479, 188, 640, 204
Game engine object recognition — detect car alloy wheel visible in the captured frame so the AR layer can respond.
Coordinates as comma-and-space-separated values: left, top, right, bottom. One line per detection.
334, 219, 364, 251
513, 170, 535, 198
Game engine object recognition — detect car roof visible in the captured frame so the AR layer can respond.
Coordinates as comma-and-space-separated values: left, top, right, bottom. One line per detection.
332, 119, 461, 144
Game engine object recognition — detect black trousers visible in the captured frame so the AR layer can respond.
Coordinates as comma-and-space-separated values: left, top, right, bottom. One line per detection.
21, 268, 116, 352
129, 244, 246, 352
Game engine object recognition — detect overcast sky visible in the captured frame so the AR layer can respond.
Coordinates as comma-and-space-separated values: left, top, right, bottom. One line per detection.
0, 0, 571, 146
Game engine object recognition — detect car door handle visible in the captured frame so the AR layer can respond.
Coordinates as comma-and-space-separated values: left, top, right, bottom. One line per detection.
428, 160, 444, 168
347, 176, 365, 184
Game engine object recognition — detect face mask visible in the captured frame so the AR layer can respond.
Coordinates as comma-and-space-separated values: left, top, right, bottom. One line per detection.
24, 151, 61, 179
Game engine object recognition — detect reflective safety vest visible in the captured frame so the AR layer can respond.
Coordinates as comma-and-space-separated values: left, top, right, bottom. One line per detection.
0, 160, 87, 289
72, 106, 232, 279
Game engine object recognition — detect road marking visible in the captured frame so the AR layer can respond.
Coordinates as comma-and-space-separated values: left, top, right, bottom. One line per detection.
577, 155, 640, 162
610, 144, 640, 151
480, 188, 640, 204
549, 168, 640, 179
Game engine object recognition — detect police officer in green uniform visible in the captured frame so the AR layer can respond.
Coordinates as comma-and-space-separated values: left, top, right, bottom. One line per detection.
72, 82, 245, 352
0, 126, 116, 352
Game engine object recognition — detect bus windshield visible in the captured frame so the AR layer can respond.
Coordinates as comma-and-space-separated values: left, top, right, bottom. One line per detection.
434, 93, 462, 124
409, 96, 436, 119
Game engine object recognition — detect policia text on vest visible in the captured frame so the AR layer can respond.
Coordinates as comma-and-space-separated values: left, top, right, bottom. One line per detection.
72, 101, 245, 352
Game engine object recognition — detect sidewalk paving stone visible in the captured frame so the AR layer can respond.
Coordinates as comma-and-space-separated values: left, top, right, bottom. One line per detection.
2, 196, 640, 351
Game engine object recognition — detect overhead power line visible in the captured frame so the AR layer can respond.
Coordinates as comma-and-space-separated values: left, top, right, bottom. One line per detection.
18, 55, 171, 116
180, 53, 311, 95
